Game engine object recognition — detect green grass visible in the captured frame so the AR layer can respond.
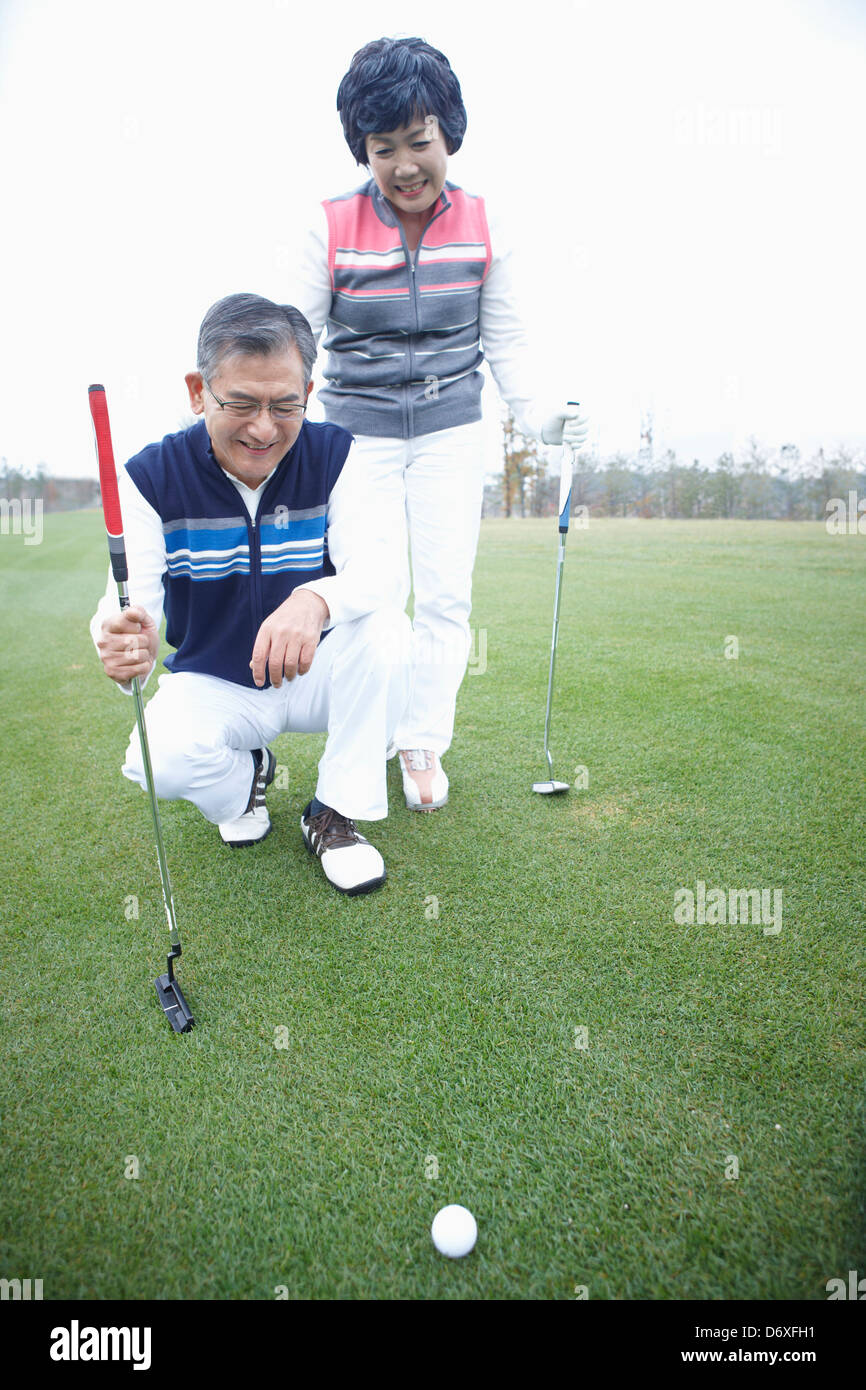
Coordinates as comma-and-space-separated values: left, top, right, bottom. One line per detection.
1, 513, 864, 1299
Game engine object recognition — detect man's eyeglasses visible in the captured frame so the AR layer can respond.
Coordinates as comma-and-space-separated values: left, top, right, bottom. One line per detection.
205, 382, 307, 421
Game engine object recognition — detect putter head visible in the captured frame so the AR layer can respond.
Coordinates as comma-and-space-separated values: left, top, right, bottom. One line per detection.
155, 973, 195, 1033
532, 779, 570, 795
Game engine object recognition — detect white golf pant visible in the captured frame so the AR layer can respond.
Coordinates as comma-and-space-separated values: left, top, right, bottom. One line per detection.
121, 606, 412, 823
351, 419, 487, 756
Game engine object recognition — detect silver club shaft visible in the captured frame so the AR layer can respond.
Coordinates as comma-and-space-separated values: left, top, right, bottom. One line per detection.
119, 580, 180, 948
542, 532, 567, 779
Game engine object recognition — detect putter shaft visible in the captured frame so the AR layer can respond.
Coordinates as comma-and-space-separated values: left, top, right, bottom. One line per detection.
118, 583, 181, 951
537, 430, 577, 788
542, 533, 567, 779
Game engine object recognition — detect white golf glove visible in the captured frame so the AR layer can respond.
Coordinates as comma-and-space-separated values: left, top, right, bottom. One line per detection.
542, 403, 589, 449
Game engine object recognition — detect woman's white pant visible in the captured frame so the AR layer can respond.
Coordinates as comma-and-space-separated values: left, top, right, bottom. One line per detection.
351, 419, 487, 756
121, 606, 412, 823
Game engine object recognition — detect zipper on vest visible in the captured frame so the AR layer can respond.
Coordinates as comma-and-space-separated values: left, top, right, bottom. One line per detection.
247, 511, 263, 640
407, 240, 417, 439
248, 459, 283, 647
246, 458, 291, 677
406, 239, 426, 437
398, 197, 448, 439
394, 221, 418, 440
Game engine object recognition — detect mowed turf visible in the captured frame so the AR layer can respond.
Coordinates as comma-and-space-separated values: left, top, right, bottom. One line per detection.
0, 512, 863, 1300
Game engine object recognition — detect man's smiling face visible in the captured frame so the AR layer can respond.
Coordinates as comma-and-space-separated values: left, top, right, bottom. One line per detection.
185, 348, 312, 488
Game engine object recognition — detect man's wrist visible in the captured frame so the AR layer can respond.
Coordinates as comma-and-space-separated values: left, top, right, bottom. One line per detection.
294, 586, 330, 623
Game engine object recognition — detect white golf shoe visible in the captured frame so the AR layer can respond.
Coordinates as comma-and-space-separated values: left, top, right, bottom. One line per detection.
219, 748, 276, 847
399, 749, 449, 811
301, 801, 387, 896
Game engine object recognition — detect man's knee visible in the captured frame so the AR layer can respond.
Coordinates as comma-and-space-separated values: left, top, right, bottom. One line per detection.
352, 605, 413, 665
124, 733, 224, 801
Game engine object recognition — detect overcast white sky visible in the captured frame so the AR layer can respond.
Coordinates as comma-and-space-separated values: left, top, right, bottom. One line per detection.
1, 0, 864, 479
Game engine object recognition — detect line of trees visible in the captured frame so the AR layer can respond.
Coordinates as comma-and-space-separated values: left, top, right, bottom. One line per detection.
4, 423, 865, 524
0, 459, 99, 512
485, 414, 866, 521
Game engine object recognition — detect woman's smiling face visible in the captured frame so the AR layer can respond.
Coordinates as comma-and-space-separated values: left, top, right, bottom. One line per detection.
364, 115, 449, 217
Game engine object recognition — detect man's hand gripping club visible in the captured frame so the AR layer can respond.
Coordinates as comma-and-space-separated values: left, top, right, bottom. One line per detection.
97, 606, 159, 685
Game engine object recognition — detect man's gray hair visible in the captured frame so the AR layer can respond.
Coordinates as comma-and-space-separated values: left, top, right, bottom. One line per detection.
197, 293, 317, 387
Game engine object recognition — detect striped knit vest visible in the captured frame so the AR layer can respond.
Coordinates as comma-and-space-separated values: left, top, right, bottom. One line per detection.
319, 179, 492, 439
126, 419, 351, 687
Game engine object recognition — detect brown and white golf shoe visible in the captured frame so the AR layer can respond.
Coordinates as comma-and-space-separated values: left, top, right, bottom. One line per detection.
300, 802, 387, 896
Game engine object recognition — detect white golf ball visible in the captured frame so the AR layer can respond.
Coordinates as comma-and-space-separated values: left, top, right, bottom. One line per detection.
431, 1204, 477, 1258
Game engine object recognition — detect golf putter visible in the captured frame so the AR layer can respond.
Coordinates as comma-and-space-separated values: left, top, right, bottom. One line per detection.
89, 385, 195, 1032
532, 402, 579, 796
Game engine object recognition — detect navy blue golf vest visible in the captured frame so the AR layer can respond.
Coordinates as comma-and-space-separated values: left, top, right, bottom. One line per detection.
126, 419, 352, 688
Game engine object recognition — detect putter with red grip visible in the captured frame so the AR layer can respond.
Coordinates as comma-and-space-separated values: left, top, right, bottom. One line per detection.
89, 384, 195, 1032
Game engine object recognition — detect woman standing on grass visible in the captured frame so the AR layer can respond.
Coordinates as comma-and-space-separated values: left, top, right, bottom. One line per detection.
288, 35, 587, 811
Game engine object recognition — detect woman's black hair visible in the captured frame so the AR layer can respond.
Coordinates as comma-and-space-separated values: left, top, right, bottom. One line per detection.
336, 36, 467, 165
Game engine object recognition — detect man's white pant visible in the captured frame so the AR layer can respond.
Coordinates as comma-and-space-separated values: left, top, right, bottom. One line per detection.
121, 607, 412, 823
351, 419, 486, 756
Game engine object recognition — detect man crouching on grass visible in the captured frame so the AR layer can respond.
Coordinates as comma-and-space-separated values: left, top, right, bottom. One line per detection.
90, 293, 411, 895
